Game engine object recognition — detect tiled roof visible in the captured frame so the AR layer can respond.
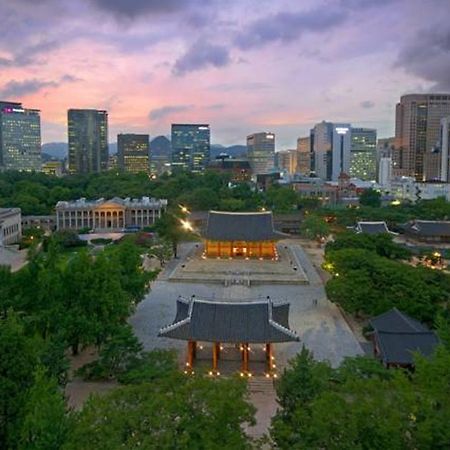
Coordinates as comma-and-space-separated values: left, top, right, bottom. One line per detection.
204, 211, 279, 241
356, 221, 390, 235
159, 297, 299, 343
370, 308, 439, 365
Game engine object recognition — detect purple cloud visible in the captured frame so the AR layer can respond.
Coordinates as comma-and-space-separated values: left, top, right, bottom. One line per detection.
173, 41, 231, 75
0, 79, 58, 99
234, 8, 347, 50
396, 27, 450, 90
149, 104, 193, 121
360, 100, 375, 109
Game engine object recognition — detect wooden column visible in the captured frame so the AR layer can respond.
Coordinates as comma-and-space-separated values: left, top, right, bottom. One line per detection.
213, 342, 220, 371
266, 343, 272, 372
187, 340, 196, 369
242, 343, 249, 373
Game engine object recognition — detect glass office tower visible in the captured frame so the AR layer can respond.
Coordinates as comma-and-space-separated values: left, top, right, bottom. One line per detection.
117, 134, 150, 174
0, 101, 41, 171
350, 127, 377, 181
171, 124, 210, 172
68, 109, 108, 174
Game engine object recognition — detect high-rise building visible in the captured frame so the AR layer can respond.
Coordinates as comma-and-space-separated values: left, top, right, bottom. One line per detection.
171, 124, 210, 172
439, 117, 450, 182
247, 132, 275, 175
394, 94, 450, 181
311, 121, 351, 181
378, 157, 393, 188
296, 136, 311, 175
117, 134, 150, 174
0, 101, 41, 171
350, 127, 377, 181
275, 149, 297, 175
68, 109, 108, 174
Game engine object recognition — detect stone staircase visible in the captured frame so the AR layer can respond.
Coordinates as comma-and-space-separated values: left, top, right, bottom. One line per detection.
248, 376, 276, 394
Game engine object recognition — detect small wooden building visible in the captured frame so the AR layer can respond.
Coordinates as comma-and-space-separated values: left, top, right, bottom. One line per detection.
204, 210, 280, 258
159, 296, 299, 374
403, 220, 450, 243
369, 308, 439, 369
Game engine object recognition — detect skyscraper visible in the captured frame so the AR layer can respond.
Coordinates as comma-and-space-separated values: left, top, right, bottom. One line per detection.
296, 136, 311, 175
171, 124, 210, 172
275, 149, 297, 175
439, 117, 450, 182
68, 109, 108, 174
378, 157, 392, 188
350, 127, 377, 181
0, 101, 41, 172
247, 132, 275, 175
311, 121, 351, 181
117, 134, 150, 174
394, 94, 450, 181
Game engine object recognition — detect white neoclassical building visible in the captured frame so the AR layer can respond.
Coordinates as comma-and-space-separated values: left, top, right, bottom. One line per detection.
55, 197, 168, 231
0, 208, 22, 246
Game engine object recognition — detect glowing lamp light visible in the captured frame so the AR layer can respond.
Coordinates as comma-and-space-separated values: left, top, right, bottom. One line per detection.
208, 371, 213, 376
240, 372, 244, 377
180, 219, 193, 231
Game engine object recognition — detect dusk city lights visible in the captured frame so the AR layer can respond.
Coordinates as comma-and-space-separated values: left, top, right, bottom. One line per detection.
1, 1, 450, 449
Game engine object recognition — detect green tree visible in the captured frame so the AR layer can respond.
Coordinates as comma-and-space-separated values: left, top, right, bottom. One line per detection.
300, 214, 330, 241
265, 186, 298, 213
18, 367, 69, 450
64, 377, 255, 450
359, 188, 381, 207
0, 314, 39, 449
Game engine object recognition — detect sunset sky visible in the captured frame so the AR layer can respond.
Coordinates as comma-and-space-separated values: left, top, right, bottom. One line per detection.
0, 0, 449, 147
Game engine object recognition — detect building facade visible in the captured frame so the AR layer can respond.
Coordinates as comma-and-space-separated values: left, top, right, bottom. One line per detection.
0, 208, 22, 246
394, 94, 450, 181
42, 160, 64, 177
68, 109, 108, 174
439, 117, 450, 182
275, 149, 297, 175
387, 177, 450, 203
247, 132, 275, 176
296, 136, 311, 175
117, 134, 150, 173
171, 124, 210, 172
311, 121, 351, 181
350, 127, 377, 181
56, 197, 167, 231
378, 157, 393, 188
0, 101, 41, 172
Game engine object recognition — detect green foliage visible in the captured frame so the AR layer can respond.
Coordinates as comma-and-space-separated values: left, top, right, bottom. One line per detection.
117, 349, 179, 385
324, 248, 450, 322
77, 324, 143, 380
265, 185, 299, 213
359, 188, 381, 207
271, 347, 450, 449
44, 230, 87, 251
64, 376, 255, 450
0, 314, 39, 449
300, 214, 330, 240
326, 232, 411, 260
19, 367, 69, 450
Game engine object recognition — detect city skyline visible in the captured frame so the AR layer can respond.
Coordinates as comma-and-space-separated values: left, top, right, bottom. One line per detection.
1, 0, 449, 147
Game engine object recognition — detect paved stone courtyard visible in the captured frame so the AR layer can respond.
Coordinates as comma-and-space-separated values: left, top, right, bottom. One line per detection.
130, 241, 363, 369
167, 243, 308, 285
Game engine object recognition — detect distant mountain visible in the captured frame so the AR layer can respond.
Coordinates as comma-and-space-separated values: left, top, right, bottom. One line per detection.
210, 144, 247, 159
41, 142, 67, 160
41, 138, 247, 160
151, 135, 171, 156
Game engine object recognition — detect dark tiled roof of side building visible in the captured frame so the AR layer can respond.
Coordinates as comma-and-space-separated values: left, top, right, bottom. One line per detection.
356, 221, 391, 235
159, 297, 299, 343
407, 220, 450, 237
204, 210, 280, 241
370, 308, 439, 365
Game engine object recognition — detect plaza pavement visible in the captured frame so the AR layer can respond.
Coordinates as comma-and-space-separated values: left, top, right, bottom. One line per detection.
129, 241, 363, 369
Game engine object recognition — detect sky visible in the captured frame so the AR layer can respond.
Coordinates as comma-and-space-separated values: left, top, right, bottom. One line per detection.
0, 0, 449, 147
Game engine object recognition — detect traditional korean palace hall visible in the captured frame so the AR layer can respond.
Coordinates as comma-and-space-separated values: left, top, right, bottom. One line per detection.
203, 210, 281, 259
159, 296, 299, 377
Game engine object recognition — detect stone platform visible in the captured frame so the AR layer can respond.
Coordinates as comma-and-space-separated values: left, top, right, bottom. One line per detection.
168, 243, 308, 285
